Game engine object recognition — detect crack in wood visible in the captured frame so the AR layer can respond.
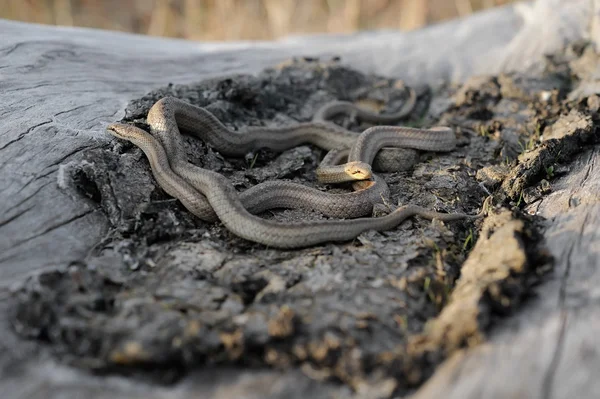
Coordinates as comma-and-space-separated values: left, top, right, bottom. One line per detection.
15, 170, 55, 196
0, 209, 95, 257
0, 120, 52, 151
0, 205, 35, 229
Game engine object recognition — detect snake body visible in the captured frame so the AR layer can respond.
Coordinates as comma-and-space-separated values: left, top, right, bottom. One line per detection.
143, 98, 399, 221
314, 125, 455, 183
148, 97, 423, 179
316, 125, 456, 183
311, 88, 417, 123
106, 92, 485, 247
107, 123, 483, 248
149, 98, 362, 156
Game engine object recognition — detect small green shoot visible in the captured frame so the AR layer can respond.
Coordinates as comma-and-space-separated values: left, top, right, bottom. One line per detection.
423, 276, 436, 303
423, 276, 451, 308
527, 135, 536, 150
554, 149, 562, 162
518, 135, 537, 154
249, 153, 259, 169
462, 229, 474, 251
516, 190, 524, 207
479, 125, 490, 137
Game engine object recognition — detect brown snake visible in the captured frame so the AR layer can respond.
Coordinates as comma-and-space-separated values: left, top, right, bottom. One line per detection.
123, 93, 419, 221
106, 94, 487, 248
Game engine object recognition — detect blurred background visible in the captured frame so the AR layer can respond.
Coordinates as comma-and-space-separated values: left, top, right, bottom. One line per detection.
2, 0, 517, 41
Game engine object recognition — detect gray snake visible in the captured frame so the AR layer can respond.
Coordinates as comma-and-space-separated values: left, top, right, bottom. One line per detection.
107, 94, 485, 248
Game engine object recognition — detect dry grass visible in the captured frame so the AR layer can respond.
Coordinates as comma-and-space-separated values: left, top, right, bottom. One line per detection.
3, 0, 518, 41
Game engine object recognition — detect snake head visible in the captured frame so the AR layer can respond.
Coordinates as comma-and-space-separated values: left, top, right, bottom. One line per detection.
344, 161, 372, 181
107, 122, 154, 141
106, 123, 135, 140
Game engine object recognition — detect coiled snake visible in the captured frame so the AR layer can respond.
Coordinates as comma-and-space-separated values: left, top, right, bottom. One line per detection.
107, 90, 486, 248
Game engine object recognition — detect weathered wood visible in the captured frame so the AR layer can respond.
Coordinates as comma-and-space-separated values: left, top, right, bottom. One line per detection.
1, 0, 598, 397
410, 146, 600, 399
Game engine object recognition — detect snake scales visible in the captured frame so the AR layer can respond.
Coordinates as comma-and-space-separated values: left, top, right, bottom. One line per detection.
107, 90, 486, 248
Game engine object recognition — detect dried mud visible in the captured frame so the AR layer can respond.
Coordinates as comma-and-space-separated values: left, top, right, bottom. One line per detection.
10, 43, 600, 397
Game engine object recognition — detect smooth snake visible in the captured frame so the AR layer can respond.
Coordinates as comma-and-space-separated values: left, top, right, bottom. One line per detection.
107, 93, 486, 248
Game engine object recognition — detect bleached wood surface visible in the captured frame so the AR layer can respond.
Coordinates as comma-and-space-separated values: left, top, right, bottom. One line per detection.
1, 0, 598, 397
410, 147, 600, 399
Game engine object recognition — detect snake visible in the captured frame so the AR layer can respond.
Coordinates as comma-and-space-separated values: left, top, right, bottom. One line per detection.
118, 91, 416, 221
134, 94, 420, 221
148, 93, 421, 179
107, 123, 486, 248
316, 125, 456, 183
141, 95, 449, 219
105, 95, 486, 248
145, 96, 454, 186
311, 86, 417, 123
